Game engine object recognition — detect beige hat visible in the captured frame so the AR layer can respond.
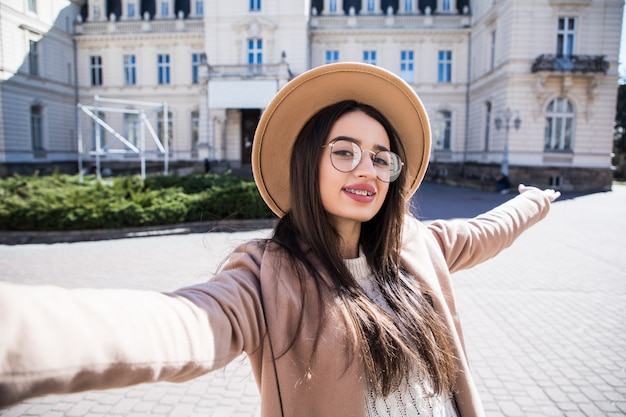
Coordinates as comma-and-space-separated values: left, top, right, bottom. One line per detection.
252, 62, 431, 218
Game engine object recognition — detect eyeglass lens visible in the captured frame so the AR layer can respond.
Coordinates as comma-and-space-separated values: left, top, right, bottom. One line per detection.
328, 139, 402, 182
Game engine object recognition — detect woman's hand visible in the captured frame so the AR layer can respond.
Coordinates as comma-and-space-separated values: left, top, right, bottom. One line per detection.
518, 184, 561, 203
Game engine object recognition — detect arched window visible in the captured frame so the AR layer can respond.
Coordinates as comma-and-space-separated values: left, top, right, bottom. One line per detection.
433, 110, 452, 151
544, 98, 574, 152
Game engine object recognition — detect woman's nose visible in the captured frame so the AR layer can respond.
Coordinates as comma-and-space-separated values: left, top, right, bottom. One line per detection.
353, 151, 378, 178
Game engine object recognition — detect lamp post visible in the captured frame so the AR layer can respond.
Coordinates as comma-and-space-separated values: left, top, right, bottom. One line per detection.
494, 108, 521, 176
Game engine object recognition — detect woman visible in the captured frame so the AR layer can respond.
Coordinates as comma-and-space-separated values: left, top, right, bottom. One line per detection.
0, 63, 560, 417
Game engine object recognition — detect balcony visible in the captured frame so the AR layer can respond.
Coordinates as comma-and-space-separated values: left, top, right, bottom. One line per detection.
531, 54, 609, 74
76, 18, 204, 35
205, 64, 289, 80
310, 13, 471, 29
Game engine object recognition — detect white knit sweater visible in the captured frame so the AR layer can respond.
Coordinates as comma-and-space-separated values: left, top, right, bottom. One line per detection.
343, 253, 459, 417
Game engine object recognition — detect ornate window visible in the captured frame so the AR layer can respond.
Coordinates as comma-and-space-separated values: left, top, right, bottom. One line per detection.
544, 98, 574, 152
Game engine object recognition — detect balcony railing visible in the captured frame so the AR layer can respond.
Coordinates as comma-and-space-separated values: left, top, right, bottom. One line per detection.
204, 64, 289, 80
310, 13, 471, 29
76, 19, 204, 34
531, 54, 609, 74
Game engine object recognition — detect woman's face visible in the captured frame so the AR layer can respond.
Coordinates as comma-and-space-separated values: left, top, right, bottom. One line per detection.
319, 110, 391, 231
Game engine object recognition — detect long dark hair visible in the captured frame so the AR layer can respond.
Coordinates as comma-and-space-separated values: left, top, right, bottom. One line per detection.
271, 100, 457, 397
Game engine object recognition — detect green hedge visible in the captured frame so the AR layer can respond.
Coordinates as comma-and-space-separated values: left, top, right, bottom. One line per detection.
0, 172, 274, 231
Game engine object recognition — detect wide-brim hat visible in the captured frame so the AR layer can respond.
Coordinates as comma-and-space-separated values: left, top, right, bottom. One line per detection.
252, 62, 431, 218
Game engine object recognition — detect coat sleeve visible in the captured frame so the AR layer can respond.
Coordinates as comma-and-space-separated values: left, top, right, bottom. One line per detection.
424, 188, 553, 274
0, 244, 265, 407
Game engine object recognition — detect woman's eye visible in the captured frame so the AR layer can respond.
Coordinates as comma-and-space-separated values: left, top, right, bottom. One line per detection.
373, 156, 390, 166
333, 150, 354, 157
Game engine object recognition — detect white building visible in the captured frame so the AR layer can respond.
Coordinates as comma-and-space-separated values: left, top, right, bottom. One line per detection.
0, 0, 622, 191
0, 0, 82, 175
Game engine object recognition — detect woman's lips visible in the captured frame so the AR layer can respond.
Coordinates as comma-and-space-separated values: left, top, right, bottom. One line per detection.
342, 184, 376, 202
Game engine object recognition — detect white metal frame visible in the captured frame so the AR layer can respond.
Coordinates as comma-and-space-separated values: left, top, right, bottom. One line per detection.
77, 96, 169, 181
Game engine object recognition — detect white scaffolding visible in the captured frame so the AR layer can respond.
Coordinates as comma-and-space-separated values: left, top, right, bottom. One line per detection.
77, 96, 169, 181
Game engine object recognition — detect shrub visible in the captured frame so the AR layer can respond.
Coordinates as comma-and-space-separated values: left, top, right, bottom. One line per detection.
0, 172, 273, 231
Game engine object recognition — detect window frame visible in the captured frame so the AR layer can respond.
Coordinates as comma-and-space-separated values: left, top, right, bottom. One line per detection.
124, 113, 139, 147
195, 0, 204, 16
363, 50, 377, 65
544, 97, 574, 152
400, 50, 414, 83
27, 0, 37, 13
160, 0, 170, 17
247, 38, 263, 72
31, 105, 44, 151
191, 110, 199, 156
123, 54, 137, 86
28, 39, 39, 76
90, 55, 103, 86
158, 110, 174, 151
250, 0, 261, 12
433, 110, 452, 151
437, 50, 452, 83
157, 54, 171, 85
557, 17, 576, 57
484, 101, 492, 152
325, 50, 339, 64
192, 53, 203, 84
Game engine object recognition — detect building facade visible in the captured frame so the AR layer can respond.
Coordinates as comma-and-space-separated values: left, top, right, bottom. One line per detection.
0, 0, 82, 175
0, 0, 622, 191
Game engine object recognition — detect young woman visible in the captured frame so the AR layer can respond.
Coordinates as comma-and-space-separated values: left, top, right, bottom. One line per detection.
0, 63, 560, 417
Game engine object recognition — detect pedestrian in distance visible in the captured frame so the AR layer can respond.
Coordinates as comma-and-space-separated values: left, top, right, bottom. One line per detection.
0, 63, 560, 417
496, 172, 512, 195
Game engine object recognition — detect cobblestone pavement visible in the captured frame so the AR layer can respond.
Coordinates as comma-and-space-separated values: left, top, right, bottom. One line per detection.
0, 183, 624, 416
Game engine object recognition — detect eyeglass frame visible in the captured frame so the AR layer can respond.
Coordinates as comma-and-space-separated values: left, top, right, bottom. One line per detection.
321, 137, 404, 183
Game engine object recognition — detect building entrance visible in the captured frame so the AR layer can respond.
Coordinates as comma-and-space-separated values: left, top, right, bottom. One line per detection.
241, 109, 261, 166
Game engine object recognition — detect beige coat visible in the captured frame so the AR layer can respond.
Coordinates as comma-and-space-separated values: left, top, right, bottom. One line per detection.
0, 189, 552, 416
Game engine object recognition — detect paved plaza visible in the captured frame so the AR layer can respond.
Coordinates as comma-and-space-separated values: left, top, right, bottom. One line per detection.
0, 183, 625, 416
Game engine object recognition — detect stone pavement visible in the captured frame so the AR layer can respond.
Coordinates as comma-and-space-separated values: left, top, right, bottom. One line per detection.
0, 183, 625, 416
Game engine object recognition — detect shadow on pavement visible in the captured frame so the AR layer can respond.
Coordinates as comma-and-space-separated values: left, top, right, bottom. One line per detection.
411, 182, 607, 221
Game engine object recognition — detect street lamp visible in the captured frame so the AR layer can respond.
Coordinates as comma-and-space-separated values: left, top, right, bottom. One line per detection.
494, 108, 521, 176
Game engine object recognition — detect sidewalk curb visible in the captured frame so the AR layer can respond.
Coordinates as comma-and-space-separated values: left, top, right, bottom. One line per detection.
0, 219, 278, 245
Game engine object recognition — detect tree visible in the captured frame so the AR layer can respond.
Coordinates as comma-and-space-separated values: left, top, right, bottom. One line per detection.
614, 84, 626, 180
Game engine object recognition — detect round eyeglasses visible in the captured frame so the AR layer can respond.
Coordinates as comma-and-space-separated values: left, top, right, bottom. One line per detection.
322, 138, 404, 183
